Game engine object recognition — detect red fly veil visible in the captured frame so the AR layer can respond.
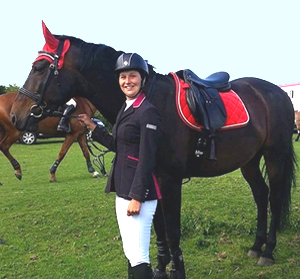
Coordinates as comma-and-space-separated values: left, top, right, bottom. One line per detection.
34, 21, 70, 69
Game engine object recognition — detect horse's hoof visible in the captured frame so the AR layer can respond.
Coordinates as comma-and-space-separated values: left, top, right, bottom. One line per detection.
170, 270, 185, 279
257, 256, 275, 266
15, 174, 22, 181
247, 249, 262, 259
88, 167, 96, 173
92, 171, 100, 178
0, 181, 3, 186
153, 268, 169, 279
0, 239, 8, 245
49, 178, 57, 183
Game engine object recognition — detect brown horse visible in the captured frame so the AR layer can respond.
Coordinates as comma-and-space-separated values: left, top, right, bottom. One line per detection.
0, 92, 98, 182
295, 110, 300, 141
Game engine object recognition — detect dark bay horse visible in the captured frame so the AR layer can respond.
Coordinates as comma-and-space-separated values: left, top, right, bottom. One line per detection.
10, 22, 296, 279
0, 92, 98, 182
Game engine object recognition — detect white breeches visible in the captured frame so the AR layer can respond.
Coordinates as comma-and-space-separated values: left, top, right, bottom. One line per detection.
115, 196, 157, 267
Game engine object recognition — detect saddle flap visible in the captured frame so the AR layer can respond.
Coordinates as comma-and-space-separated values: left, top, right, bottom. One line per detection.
181, 69, 227, 132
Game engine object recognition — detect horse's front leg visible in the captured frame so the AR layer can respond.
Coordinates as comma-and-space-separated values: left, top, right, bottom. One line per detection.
0, 135, 22, 180
153, 201, 170, 279
160, 173, 186, 279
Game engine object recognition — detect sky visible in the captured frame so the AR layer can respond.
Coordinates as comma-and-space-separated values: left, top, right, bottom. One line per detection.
1, 0, 299, 87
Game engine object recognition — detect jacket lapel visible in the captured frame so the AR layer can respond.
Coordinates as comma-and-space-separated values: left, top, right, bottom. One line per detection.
116, 93, 146, 124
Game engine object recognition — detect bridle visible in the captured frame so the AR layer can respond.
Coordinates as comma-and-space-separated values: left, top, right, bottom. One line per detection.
19, 39, 65, 118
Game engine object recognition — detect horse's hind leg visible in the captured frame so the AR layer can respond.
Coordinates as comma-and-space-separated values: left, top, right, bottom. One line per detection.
240, 152, 269, 260
49, 134, 76, 182
76, 133, 98, 177
256, 143, 295, 266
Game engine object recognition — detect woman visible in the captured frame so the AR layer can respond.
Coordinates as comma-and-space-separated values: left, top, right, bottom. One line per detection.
78, 53, 162, 279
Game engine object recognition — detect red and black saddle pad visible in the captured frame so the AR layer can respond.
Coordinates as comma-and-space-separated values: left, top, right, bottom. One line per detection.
170, 72, 250, 132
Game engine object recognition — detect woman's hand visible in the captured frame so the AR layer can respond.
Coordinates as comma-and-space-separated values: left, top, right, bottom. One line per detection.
127, 199, 142, 216
77, 114, 97, 131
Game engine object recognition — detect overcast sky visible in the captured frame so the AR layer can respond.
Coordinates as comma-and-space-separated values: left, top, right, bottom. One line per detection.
1, 0, 299, 87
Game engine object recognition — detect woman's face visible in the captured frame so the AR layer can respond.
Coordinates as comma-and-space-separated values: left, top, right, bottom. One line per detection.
119, 70, 142, 100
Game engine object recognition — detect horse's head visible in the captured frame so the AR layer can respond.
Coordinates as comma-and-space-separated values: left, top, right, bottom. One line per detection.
11, 21, 91, 131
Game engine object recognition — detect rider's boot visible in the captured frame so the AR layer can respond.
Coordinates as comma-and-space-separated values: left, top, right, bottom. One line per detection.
57, 104, 76, 133
131, 263, 152, 279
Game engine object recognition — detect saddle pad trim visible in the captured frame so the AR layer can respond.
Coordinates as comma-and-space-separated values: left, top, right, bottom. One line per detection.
170, 72, 250, 132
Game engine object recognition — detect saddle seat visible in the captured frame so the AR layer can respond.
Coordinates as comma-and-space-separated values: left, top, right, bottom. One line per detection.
182, 69, 231, 92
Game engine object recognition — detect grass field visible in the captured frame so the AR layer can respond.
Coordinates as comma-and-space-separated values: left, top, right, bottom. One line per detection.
0, 137, 300, 279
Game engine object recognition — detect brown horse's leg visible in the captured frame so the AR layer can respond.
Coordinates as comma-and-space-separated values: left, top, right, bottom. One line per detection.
1, 149, 22, 180
0, 135, 22, 180
76, 133, 97, 176
240, 152, 268, 260
49, 134, 77, 182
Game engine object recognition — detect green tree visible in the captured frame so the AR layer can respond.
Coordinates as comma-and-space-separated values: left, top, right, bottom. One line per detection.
0, 85, 6, 95
93, 110, 112, 132
6, 84, 20, 93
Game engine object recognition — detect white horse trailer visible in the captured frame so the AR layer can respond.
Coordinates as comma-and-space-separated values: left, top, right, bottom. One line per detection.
280, 83, 300, 111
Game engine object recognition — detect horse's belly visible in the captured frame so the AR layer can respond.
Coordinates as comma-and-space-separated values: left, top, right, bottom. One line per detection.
186, 129, 264, 177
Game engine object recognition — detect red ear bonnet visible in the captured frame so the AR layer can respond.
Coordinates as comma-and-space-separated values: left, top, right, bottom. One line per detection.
34, 21, 71, 69
42, 21, 59, 50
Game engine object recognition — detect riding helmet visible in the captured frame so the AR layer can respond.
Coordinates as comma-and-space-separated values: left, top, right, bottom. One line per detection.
115, 53, 149, 82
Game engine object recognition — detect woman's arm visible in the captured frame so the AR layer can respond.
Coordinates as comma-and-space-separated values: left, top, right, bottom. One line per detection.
77, 114, 115, 151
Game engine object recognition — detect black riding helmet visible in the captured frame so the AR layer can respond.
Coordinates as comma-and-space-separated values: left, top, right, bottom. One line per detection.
115, 53, 149, 87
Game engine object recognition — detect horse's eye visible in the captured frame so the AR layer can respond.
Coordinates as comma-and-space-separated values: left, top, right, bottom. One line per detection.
32, 60, 48, 74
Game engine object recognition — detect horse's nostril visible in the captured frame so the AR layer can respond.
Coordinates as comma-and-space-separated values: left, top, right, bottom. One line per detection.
11, 113, 16, 125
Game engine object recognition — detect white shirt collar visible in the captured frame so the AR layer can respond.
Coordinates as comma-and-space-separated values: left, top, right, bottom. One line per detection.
124, 98, 136, 111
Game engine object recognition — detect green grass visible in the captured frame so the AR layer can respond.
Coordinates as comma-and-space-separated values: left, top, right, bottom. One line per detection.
0, 137, 300, 278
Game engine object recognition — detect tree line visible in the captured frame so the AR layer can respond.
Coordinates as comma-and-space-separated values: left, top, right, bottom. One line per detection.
0, 84, 20, 95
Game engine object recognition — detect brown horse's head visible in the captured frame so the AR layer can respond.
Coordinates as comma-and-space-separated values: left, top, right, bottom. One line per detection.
11, 21, 90, 131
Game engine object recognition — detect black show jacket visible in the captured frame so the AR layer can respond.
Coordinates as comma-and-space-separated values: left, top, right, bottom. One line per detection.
91, 94, 162, 202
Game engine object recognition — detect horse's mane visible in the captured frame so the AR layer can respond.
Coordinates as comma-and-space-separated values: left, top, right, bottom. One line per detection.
55, 35, 155, 76
55, 35, 121, 73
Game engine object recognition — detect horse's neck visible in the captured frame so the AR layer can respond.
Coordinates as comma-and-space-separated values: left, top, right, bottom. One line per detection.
88, 87, 124, 124
147, 73, 174, 111
0, 92, 18, 113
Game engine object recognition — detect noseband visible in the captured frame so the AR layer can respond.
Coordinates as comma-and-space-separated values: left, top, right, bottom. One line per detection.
19, 39, 65, 118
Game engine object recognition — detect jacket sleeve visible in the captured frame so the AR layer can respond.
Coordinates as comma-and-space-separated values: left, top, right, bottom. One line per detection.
91, 126, 116, 152
128, 106, 162, 202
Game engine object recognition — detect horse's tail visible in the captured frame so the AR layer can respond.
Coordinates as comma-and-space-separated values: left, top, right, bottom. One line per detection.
278, 140, 297, 231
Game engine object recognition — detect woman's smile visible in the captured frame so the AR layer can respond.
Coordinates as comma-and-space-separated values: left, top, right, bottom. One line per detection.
119, 70, 142, 100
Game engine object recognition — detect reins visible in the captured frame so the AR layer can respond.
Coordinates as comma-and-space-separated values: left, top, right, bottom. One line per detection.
86, 130, 110, 177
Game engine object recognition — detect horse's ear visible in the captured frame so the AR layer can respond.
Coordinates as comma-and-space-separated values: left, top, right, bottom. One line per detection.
42, 21, 59, 49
